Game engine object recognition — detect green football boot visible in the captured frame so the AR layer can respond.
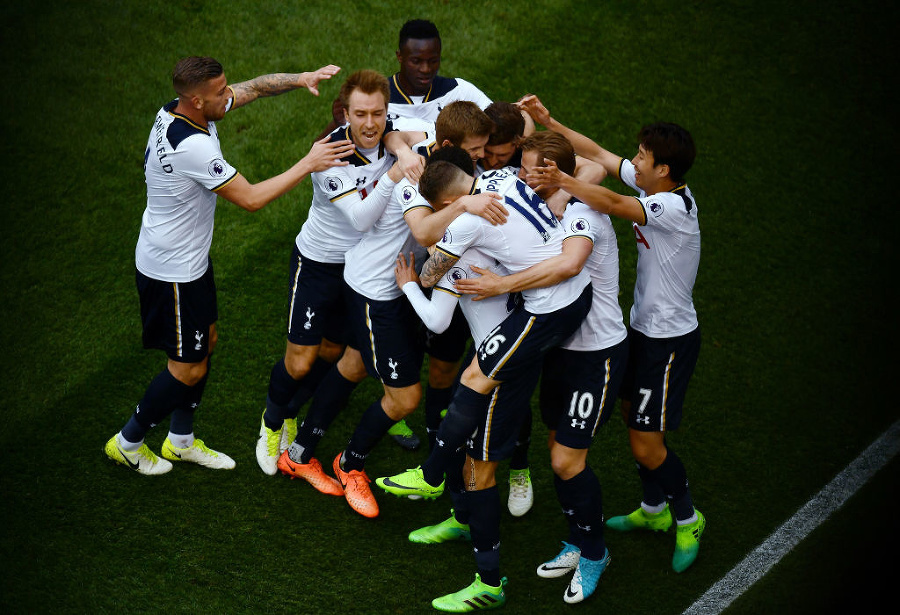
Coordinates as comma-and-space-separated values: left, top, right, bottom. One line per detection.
606, 503, 673, 533
376, 466, 444, 499
672, 510, 706, 572
409, 510, 470, 544
432, 574, 507, 612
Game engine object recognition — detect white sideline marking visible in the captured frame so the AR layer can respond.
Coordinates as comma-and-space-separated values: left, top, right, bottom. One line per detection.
683, 419, 900, 615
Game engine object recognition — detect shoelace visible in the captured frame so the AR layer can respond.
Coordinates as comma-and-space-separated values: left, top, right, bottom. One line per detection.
265, 428, 281, 455
193, 440, 218, 457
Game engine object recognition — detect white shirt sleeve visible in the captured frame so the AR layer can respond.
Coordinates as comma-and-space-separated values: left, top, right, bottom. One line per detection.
335, 172, 397, 232
178, 133, 237, 191
401, 281, 458, 334
434, 214, 481, 259
618, 158, 640, 193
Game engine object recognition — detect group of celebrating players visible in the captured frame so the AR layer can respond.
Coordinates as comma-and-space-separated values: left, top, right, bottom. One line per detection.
104, 19, 705, 612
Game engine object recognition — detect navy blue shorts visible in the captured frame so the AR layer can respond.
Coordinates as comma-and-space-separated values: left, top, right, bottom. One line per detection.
346, 287, 424, 388
423, 302, 472, 363
619, 326, 701, 432
137, 262, 217, 363
466, 365, 540, 462
540, 338, 628, 449
476, 284, 592, 382
286, 246, 351, 347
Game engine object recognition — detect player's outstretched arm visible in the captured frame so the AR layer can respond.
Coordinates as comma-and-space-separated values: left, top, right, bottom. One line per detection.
215, 137, 354, 212
518, 94, 622, 178
544, 158, 607, 219
454, 236, 592, 300
230, 64, 341, 109
528, 159, 645, 225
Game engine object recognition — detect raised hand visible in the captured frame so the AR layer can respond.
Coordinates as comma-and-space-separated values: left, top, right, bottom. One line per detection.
303, 136, 354, 172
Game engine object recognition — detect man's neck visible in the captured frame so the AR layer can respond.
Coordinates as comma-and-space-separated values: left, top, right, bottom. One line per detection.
173, 98, 208, 128
644, 178, 678, 196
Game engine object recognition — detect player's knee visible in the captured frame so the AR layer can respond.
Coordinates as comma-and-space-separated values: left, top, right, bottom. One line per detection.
337, 348, 368, 382
318, 338, 344, 363
284, 344, 317, 380
428, 358, 460, 388
459, 361, 494, 394
550, 446, 587, 480
383, 385, 421, 419
629, 431, 667, 469
168, 358, 208, 387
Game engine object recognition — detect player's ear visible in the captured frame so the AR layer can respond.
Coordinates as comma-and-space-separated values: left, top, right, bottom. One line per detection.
655, 163, 670, 180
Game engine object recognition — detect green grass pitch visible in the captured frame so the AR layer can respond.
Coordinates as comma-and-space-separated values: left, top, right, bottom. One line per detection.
1, 1, 897, 613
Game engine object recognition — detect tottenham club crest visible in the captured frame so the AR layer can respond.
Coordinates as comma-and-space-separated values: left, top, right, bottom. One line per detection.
208, 159, 226, 177
325, 176, 343, 193
648, 200, 665, 217
570, 217, 590, 233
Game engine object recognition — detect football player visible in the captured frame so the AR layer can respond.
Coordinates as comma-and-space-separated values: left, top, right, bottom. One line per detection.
254, 70, 422, 483
106, 57, 352, 475
521, 93, 705, 574
454, 131, 629, 603
378, 151, 593, 610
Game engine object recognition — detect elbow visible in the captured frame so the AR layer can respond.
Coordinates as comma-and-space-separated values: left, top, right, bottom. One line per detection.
427, 321, 451, 335
410, 230, 433, 248
350, 219, 371, 233
236, 199, 264, 212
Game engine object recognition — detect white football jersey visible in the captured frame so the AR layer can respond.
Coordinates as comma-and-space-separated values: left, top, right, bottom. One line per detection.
558, 200, 627, 351
344, 140, 437, 300
434, 169, 590, 314
295, 125, 396, 264
433, 248, 513, 347
343, 164, 431, 300
388, 74, 491, 132
136, 100, 237, 282
619, 158, 700, 337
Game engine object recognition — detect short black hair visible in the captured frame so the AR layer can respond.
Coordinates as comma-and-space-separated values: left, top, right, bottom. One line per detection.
427, 145, 475, 176
485, 101, 525, 146
639, 122, 696, 183
419, 160, 469, 206
399, 19, 441, 49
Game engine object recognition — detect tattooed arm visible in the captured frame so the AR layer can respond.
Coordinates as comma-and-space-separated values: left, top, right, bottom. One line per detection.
229, 65, 341, 109
419, 249, 460, 288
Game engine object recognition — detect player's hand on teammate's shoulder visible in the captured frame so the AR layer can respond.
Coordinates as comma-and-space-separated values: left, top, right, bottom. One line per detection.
517, 94, 551, 126
302, 136, 354, 172
458, 192, 508, 225
303, 65, 341, 96
394, 150, 425, 184
394, 252, 420, 288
